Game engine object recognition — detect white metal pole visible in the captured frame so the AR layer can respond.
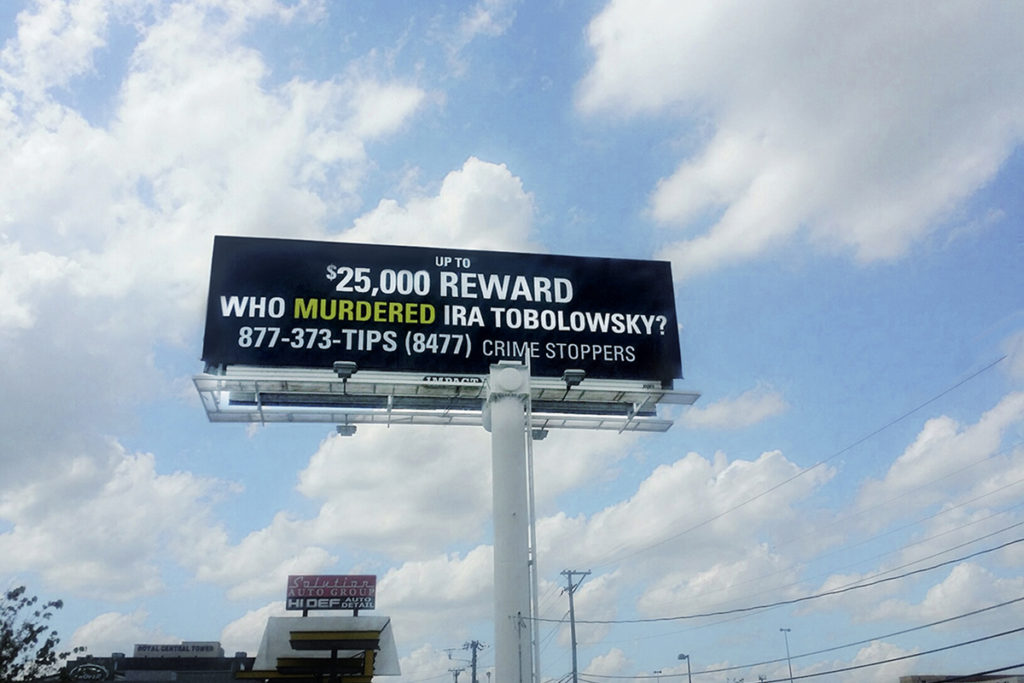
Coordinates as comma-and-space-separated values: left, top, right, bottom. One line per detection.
486, 362, 533, 683
524, 356, 541, 683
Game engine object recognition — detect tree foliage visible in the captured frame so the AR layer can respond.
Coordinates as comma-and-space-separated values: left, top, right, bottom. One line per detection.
0, 586, 82, 682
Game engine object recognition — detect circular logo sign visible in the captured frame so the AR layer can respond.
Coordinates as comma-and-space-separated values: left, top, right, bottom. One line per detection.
69, 663, 109, 681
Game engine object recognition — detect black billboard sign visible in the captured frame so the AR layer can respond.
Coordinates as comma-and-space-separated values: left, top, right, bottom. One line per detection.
201, 236, 683, 384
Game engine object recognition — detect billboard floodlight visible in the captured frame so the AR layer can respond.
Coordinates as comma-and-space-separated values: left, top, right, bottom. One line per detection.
561, 369, 586, 388
531, 429, 549, 440
336, 424, 357, 436
333, 361, 358, 380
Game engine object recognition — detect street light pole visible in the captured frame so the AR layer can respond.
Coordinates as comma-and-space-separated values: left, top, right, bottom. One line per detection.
780, 628, 793, 683
677, 654, 692, 683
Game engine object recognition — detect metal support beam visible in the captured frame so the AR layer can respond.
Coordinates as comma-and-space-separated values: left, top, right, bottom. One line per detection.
485, 362, 533, 683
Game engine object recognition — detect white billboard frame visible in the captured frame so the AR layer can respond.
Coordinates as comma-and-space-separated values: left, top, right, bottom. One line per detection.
193, 365, 698, 432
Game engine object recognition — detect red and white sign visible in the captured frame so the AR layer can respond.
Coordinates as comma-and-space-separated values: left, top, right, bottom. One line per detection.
286, 574, 376, 611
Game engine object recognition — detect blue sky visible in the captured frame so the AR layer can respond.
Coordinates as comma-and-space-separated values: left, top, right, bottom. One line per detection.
1, 1, 1023, 682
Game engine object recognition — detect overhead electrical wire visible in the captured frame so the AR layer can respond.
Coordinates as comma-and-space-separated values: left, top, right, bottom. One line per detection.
587, 509, 1024, 647
928, 663, 1024, 683
541, 355, 1017, 636
533, 534, 1024, 625
581, 625, 1024, 682
806, 464, 1024, 558
530, 357, 1016, 683
764, 627, 1024, 683
764, 438, 1024, 562
820, 518, 1024, 592
622, 469, 1024, 629
536, 610, 569, 654
582, 595, 1024, 678
589, 355, 1007, 571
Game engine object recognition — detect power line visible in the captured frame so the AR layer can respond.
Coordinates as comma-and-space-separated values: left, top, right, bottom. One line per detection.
620, 475, 1024, 633
934, 663, 1024, 682
534, 535, 1024, 625
820, 518, 1024, 594
584, 626, 1024, 682
531, 358, 1015, 683
569, 423, 1023, 644
764, 438, 1024, 566
583, 595, 1024, 678
594, 488, 1024, 648
590, 355, 1007, 570
778, 626, 1024, 682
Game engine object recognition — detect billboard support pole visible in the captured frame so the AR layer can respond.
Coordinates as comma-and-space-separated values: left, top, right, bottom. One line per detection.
524, 359, 542, 683
485, 362, 534, 683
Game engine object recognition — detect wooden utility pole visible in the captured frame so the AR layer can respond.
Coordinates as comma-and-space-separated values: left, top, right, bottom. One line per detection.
464, 640, 485, 683
561, 569, 590, 683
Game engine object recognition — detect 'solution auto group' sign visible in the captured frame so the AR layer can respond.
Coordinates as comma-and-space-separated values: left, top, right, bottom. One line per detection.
286, 574, 376, 611
202, 236, 683, 384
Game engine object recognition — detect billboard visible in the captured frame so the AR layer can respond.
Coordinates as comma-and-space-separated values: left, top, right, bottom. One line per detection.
201, 236, 683, 384
286, 574, 376, 611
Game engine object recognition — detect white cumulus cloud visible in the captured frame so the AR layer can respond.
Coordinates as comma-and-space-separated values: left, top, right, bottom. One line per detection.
344, 157, 540, 252
680, 385, 788, 430
577, 1, 1024, 278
